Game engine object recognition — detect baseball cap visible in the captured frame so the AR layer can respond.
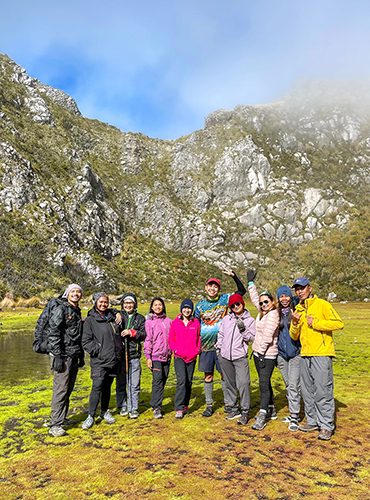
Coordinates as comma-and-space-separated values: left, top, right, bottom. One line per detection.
292, 277, 310, 288
206, 277, 221, 287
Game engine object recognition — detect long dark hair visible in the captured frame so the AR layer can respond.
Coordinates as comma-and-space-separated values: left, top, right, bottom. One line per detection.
149, 296, 167, 316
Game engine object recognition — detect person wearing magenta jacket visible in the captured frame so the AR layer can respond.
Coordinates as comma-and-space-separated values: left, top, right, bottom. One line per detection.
144, 297, 172, 419
169, 299, 201, 419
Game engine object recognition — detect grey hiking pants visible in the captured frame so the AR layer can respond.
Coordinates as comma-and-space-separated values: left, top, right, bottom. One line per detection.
218, 356, 251, 412
300, 356, 335, 431
50, 356, 79, 427
277, 354, 301, 418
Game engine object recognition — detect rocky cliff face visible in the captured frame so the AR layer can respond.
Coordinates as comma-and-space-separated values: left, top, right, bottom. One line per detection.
0, 54, 369, 299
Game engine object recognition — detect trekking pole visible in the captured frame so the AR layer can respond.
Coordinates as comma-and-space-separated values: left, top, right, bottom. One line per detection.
125, 336, 132, 413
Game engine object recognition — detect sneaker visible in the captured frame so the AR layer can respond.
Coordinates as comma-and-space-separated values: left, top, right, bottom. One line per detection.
252, 410, 267, 431
119, 407, 129, 416
298, 422, 319, 432
183, 405, 189, 414
175, 410, 184, 419
226, 408, 242, 420
318, 429, 333, 441
202, 405, 214, 417
153, 408, 163, 419
49, 425, 66, 437
81, 415, 94, 430
266, 405, 277, 420
237, 411, 249, 425
288, 418, 299, 432
129, 410, 139, 419
102, 410, 116, 424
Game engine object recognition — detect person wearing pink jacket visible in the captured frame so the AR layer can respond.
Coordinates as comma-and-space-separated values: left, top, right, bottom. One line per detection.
169, 299, 201, 419
247, 270, 280, 431
144, 297, 172, 419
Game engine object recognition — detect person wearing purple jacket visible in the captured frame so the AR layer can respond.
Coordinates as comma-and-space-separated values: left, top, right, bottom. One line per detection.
169, 299, 201, 419
216, 293, 256, 425
144, 297, 172, 419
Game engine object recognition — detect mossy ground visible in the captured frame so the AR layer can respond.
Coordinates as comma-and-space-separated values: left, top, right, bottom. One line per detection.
0, 303, 369, 499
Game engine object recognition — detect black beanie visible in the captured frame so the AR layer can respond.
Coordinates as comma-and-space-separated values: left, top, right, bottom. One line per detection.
180, 299, 194, 312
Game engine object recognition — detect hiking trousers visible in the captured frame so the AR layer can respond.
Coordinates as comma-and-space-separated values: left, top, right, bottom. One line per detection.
50, 356, 79, 426
300, 356, 335, 431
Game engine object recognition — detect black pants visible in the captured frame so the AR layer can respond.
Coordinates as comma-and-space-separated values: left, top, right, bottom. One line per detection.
150, 360, 171, 409
254, 356, 276, 411
89, 366, 116, 416
174, 357, 196, 411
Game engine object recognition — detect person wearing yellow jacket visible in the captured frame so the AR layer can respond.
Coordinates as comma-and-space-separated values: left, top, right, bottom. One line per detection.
290, 277, 344, 440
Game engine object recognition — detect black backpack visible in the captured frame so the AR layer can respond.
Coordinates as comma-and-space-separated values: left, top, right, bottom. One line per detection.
32, 297, 65, 354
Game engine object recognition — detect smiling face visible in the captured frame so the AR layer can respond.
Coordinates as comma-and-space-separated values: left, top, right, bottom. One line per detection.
96, 295, 109, 313
294, 285, 312, 303
259, 295, 274, 313
181, 306, 193, 319
230, 301, 244, 316
67, 288, 82, 306
152, 299, 164, 315
279, 294, 291, 308
123, 300, 135, 314
205, 282, 220, 299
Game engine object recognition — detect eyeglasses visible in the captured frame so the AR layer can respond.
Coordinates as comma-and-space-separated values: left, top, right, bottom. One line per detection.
259, 300, 271, 306
230, 302, 242, 309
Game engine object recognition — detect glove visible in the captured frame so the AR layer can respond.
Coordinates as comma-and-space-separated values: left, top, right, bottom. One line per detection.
78, 356, 85, 368
236, 317, 246, 333
257, 354, 265, 369
247, 269, 257, 283
52, 356, 65, 373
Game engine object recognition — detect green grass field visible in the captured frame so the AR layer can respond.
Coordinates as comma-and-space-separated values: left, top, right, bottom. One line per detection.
0, 302, 369, 499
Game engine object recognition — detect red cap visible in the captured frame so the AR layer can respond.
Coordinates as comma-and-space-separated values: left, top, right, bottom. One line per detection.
228, 293, 245, 308
206, 277, 221, 287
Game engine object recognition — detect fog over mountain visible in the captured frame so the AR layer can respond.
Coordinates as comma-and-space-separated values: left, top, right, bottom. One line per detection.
0, 54, 369, 300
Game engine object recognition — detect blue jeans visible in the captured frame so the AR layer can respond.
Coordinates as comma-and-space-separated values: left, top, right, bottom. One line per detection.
116, 357, 142, 412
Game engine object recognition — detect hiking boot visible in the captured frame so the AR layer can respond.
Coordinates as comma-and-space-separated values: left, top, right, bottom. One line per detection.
252, 410, 267, 431
153, 408, 163, 419
237, 411, 249, 426
129, 410, 139, 419
119, 407, 128, 416
226, 408, 242, 420
102, 410, 116, 424
175, 410, 184, 419
81, 415, 94, 430
298, 422, 319, 432
318, 429, 333, 441
49, 425, 66, 437
266, 405, 277, 420
202, 405, 214, 417
288, 418, 299, 432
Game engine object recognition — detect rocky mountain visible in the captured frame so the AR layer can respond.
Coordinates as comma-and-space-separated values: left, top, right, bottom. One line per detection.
0, 54, 369, 300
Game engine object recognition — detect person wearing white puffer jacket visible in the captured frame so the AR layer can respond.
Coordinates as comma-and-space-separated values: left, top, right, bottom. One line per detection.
247, 269, 280, 431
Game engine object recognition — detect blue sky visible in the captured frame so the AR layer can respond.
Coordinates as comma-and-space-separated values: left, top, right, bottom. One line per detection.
1, 1, 369, 139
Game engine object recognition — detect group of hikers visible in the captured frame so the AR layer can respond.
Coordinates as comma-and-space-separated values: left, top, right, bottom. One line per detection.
33, 268, 344, 441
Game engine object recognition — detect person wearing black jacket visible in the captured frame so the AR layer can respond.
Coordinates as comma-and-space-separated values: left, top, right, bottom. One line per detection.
116, 292, 146, 419
81, 292, 123, 430
48, 283, 84, 437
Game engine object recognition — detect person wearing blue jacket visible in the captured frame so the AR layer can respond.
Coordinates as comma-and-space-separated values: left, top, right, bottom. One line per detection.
276, 285, 301, 431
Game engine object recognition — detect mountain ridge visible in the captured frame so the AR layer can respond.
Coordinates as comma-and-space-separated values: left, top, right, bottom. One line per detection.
0, 54, 369, 300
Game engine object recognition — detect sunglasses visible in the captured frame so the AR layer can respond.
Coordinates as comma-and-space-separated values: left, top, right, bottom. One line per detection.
230, 302, 242, 309
259, 299, 271, 306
